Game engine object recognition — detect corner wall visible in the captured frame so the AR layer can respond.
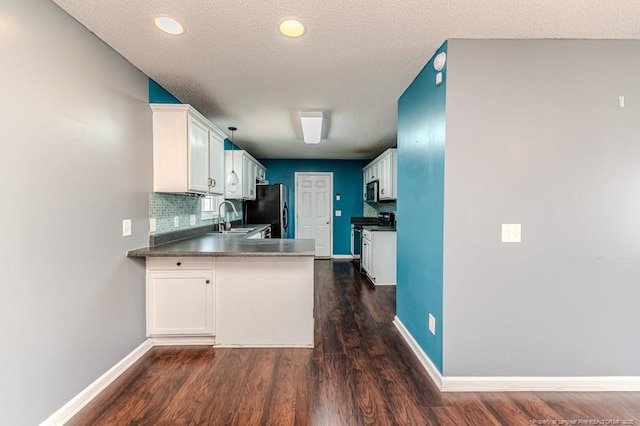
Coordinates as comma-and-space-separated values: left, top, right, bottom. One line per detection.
0, 1, 152, 423
396, 42, 448, 372
443, 39, 640, 376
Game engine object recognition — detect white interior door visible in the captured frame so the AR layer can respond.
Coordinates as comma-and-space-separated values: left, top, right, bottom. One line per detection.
295, 173, 332, 258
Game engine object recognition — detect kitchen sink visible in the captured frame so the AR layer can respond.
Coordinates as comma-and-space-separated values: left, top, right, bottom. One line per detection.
225, 227, 255, 233
207, 227, 255, 234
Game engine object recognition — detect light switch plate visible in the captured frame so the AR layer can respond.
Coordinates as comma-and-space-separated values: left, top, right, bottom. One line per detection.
501, 224, 521, 243
428, 314, 436, 335
335, 210, 342, 217
190, 214, 196, 226
122, 219, 131, 237
174, 216, 179, 227
149, 218, 156, 233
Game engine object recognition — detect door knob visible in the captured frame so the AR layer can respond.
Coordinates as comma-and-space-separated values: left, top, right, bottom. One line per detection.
326, 221, 330, 225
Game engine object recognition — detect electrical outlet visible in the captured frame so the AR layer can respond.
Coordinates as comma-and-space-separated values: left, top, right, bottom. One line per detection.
190, 214, 196, 226
174, 216, 179, 227
428, 314, 436, 335
149, 218, 156, 233
335, 210, 342, 217
501, 224, 521, 243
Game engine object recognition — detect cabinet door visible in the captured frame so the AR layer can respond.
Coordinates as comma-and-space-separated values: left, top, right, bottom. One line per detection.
242, 155, 252, 199
147, 271, 214, 336
257, 165, 266, 183
249, 162, 257, 198
208, 133, 224, 195
362, 238, 372, 274
378, 154, 390, 199
187, 115, 210, 193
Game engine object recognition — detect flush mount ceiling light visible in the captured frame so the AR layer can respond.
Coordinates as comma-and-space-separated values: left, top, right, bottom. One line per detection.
279, 18, 305, 38
154, 16, 184, 35
300, 111, 323, 144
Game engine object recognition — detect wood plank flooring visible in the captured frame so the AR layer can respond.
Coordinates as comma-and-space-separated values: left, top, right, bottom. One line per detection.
68, 260, 640, 425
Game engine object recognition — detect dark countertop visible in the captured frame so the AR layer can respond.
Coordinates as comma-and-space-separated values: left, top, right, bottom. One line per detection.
362, 225, 396, 232
127, 231, 315, 258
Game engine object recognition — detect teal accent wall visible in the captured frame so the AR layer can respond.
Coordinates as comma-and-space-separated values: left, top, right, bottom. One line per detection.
259, 159, 367, 253
396, 42, 447, 372
149, 78, 181, 103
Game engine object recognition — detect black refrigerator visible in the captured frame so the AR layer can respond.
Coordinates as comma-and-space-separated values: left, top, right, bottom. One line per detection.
243, 184, 289, 238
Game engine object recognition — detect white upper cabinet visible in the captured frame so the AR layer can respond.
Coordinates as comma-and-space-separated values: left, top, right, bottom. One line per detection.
224, 150, 265, 200
363, 148, 397, 201
208, 132, 224, 195
150, 104, 227, 195
256, 164, 266, 183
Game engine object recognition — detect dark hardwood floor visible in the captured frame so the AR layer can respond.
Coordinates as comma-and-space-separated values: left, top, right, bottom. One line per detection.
68, 260, 640, 425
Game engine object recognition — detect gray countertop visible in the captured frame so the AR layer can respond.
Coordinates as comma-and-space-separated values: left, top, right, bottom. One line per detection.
362, 225, 396, 232
127, 231, 315, 258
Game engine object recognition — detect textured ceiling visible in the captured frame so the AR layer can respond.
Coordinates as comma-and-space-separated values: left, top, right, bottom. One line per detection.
53, 0, 640, 159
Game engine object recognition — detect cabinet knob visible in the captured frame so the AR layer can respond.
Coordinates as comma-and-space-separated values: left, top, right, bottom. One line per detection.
205, 279, 210, 284
381, 189, 385, 194
176, 262, 182, 266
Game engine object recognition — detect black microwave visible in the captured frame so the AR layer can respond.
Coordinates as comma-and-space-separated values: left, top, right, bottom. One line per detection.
366, 180, 379, 202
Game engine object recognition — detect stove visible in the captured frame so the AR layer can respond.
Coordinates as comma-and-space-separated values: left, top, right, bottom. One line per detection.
350, 213, 395, 262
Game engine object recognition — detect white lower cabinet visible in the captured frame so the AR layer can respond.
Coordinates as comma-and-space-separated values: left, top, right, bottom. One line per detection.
144, 254, 314, 346
147, 257, 215, 340
361, 229, 396, 285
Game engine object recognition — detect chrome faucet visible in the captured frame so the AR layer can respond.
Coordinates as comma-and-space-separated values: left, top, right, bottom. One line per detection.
217, 200, 239, 232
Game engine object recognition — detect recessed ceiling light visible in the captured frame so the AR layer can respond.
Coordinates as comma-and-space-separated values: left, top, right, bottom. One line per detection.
279, 19, 305, 38
154, 16, 184, 35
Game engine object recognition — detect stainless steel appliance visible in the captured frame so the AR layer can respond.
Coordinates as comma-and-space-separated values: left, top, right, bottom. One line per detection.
365, 180, 379, 202
243, 184, 289, 238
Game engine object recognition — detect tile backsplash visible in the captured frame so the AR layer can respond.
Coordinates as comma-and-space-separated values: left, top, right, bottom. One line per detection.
149, 192, 242, 235
364, 201, 397, 218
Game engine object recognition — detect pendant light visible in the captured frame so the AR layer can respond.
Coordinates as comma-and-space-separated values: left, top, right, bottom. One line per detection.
226, 126, 240, 193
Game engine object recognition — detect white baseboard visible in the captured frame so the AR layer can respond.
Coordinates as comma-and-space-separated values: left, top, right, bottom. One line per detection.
332, 254, 354, 260
443, 376, 640, 392
393, 316, 640, 392
152, 336, 215, 346
40, 339, 153, 426
393, 316, 443, 389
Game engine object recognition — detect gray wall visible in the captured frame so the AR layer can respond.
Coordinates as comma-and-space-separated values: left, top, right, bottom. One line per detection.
0, 1, 152, 423
443, 40, 640, 376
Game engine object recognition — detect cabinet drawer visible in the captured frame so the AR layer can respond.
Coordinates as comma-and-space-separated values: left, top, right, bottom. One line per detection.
148, 257, 213, 270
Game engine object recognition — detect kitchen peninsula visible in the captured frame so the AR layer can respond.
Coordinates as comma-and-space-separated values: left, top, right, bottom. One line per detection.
128, 229, 315, 347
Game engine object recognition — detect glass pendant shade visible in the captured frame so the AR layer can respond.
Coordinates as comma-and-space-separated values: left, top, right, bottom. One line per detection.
226, 126, 239, 192
226, 171, 239, 193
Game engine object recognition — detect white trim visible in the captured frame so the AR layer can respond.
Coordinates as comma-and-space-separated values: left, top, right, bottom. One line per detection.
40, 339, 153, 426
393, 316, 443, 390
393, 316, 640, 392
332, 254, 354, 260
152, 336, 215, 346
442, 376, 640, 392
214, 343, 314, 348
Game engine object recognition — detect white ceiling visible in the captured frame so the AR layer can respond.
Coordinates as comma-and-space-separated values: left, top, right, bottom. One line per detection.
53, 0, 640, 159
